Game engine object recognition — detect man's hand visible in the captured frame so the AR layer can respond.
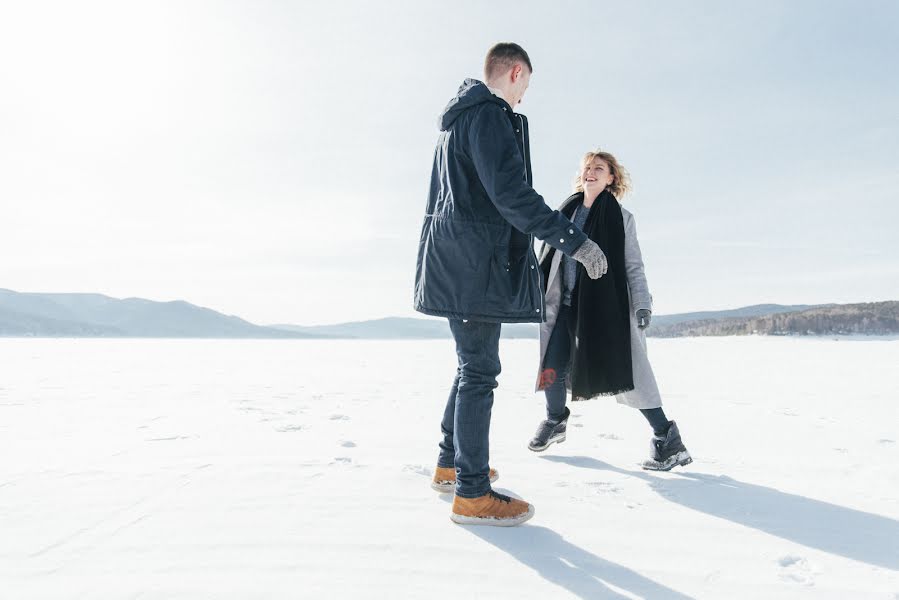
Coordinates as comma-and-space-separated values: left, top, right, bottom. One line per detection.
637, 309, 652, 329
571, 239, 608, 280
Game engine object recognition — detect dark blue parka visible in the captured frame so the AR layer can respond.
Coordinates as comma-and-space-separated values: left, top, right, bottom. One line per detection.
414, 79, 587, 323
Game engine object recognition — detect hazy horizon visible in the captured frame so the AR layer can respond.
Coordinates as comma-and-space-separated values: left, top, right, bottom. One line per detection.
4, 286, 885, 329
2, 1, 897, 325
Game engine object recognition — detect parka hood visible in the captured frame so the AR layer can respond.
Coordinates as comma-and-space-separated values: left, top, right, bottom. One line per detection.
438, 78, 509, 131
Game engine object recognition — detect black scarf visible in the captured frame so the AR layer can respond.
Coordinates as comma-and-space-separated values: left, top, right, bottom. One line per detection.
540, 190, 634, 400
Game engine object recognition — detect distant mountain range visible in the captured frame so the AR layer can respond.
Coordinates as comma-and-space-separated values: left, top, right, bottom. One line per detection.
0, 288, 309, 338
267, 305, 820, 339
649, 304, 825, 327
1, 288, 896, 338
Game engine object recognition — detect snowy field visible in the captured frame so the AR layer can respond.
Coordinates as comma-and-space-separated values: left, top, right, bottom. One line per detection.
1, 336, 897, 599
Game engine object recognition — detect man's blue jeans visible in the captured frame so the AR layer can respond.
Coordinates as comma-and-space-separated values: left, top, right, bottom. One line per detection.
437, 319, 501, 498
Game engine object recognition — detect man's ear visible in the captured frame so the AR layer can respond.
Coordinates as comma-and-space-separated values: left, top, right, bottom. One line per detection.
511, 64, 522, 82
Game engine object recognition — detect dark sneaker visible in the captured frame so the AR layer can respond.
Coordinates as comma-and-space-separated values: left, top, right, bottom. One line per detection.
528, 407, 570, 452
642, 420, 692, 471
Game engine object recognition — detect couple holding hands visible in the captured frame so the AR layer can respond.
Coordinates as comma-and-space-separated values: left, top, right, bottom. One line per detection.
414, 43, 691, 527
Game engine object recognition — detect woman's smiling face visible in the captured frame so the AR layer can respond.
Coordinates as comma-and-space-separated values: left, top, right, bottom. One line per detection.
581, 157, 615, 197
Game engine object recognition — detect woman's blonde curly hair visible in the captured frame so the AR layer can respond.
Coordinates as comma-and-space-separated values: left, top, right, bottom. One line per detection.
573, 150, 632, 199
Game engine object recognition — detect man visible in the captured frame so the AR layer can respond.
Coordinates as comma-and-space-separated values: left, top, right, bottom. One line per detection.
414, 43, 608, 526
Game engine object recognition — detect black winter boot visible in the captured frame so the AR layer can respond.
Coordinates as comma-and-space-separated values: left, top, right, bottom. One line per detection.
642, 420, 692, 471
528, 407, 570, 452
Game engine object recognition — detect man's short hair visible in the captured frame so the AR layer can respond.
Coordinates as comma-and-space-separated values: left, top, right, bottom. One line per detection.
484, 42, 533, 80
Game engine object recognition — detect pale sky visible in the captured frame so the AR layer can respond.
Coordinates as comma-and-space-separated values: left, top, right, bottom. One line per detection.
1, 1, 897, 325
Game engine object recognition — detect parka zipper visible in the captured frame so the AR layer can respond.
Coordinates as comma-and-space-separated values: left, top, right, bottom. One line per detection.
514, 113, 544, 318
516, 114, 531, 182
535, 239, 546, 318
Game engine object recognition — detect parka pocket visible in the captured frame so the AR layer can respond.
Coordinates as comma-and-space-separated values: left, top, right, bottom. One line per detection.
486, 246, 533, 306
484, 248, 510, 300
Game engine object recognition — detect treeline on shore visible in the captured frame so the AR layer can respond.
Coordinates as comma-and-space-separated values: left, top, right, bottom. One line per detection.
648, 302, 899, 337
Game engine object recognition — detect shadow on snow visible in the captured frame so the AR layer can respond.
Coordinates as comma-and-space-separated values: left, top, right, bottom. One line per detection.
542, 455, 899, 571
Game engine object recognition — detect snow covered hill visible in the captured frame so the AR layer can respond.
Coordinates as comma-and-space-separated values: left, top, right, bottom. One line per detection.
0, 289, 311, 338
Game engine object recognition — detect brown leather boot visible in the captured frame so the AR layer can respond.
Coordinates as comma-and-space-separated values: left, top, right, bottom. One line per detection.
431, 466, 499, 493
451, 490, 535, 526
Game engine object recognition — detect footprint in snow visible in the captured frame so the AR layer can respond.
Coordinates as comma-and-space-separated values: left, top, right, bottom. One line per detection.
340, 440, 357, 448
648, 481, 677, 498
778, 555, 802, 567
571, 423, 584, 428
704, 570, 722, 583
877, 439, 895, 445
332, 457, 352, 465
586, 481, 622, 494
777, 555, 816, 586
599, 433, 621, 441
330, 414, 350, 421
277, 425, 304, 433
402, 464, 431, 477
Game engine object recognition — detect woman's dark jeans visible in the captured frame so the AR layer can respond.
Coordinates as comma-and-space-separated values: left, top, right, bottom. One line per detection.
542, 305, 573, 422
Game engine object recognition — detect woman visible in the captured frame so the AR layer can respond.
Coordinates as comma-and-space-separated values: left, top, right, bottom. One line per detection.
528, 150, 692, 471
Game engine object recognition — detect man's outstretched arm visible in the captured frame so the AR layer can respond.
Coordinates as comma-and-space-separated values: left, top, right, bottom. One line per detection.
469, 105, 606, 278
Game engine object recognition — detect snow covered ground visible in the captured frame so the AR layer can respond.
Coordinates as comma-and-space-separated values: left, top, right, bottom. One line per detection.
1, 336, 897, 599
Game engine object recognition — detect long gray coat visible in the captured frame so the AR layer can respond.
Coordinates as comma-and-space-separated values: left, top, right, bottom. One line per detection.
534, 204, 663, 409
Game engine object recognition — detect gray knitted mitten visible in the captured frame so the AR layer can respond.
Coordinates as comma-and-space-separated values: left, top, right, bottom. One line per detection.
571, 239, 608, 280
